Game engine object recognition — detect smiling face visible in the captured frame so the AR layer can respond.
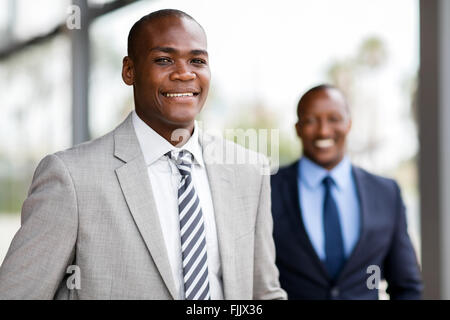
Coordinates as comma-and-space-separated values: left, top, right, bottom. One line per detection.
122, 15, 210, 143
295, 87, 351, 170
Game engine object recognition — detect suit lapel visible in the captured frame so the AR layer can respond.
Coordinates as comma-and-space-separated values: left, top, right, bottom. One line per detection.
200, 133, 239, 299
284, 161, 329, 280
113, 114, 177, 299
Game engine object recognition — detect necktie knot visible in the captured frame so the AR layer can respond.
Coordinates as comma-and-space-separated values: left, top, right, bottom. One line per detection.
322, 176, 334, 189
167, 150, 193, 176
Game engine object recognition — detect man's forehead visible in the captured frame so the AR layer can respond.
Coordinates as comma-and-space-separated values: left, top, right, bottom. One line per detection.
141, 16, 206, 45
309, 88, 342, 101
299, 89, 348, 114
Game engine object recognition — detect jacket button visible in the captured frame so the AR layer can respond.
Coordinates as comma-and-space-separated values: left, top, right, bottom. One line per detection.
330, 287, 339, 298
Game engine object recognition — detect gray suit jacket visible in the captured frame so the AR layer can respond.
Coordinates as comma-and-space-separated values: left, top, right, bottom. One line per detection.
0, 113, 286, 300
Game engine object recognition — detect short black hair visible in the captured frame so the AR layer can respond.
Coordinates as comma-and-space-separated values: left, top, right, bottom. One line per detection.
127, 9, 202, 61
297, 84, 348, 118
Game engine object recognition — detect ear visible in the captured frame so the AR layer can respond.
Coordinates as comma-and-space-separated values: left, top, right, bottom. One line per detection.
345, 117, 352, 133
295, 121, 302, 138
122, 56, 135, 86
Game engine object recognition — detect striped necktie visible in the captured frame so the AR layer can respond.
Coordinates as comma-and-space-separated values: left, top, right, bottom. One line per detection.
167, 150, 211, 300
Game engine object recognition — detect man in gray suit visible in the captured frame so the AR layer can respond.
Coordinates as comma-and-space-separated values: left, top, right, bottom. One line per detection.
0, 9, 286, 300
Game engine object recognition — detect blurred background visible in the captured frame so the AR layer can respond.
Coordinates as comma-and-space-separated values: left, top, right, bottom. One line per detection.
0, 0, 449, 299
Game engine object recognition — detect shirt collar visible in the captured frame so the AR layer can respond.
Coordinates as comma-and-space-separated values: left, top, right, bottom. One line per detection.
298, 155, 353, 191
132, 111, 204, 167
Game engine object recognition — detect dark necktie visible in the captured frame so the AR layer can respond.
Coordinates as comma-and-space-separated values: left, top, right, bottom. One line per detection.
323, 176, 346, 280
167, 150, 211, 300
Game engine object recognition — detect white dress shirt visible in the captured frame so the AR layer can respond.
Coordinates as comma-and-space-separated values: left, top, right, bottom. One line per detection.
132, 111, 224, 300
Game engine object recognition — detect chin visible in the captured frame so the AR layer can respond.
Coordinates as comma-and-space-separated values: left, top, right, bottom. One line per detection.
165, 114, 197, 127
307, 154, 337, 169
319, 157, 342, 170
167, 108, 200, 124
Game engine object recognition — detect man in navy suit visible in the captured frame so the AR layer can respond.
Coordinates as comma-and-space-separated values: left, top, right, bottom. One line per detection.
271, 84, 423, 299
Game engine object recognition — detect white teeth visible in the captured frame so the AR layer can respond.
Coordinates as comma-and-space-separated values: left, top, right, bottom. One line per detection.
315, 139, 335, 148
165, 93, 194, 97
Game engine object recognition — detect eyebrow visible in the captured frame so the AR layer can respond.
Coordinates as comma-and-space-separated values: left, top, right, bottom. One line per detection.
149, 46, 208, 56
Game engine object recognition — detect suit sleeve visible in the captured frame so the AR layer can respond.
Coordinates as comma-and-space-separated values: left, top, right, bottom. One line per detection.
0, 154, 78, 299
384, 182, 423, 299
252, 161, 287, 300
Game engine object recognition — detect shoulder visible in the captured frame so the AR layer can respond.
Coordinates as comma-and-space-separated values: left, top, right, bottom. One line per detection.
352, 165, 401, 198
54, 131, 115, 167
53, 113, 133, 167
26, 136, 117, 200
33, 126, 119, 182
270, 161, 298, 185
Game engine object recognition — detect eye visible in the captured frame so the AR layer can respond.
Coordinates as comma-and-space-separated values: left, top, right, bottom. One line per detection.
154, 57, 172, 65
328, 115, 342, 123
303, 116, 316, 124
191, 58, 207, 65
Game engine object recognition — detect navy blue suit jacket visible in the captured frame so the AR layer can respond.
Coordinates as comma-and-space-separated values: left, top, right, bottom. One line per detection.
271, 161, 423, 299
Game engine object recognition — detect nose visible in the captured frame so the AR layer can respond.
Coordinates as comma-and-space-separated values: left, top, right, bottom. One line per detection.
169, 62, 196, 81
317, 119, 332, 137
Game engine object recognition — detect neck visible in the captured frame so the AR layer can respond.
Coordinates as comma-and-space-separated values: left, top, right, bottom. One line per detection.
135, 111, 194, 147
304, 154, 344, 171
155, 123, 195, 147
